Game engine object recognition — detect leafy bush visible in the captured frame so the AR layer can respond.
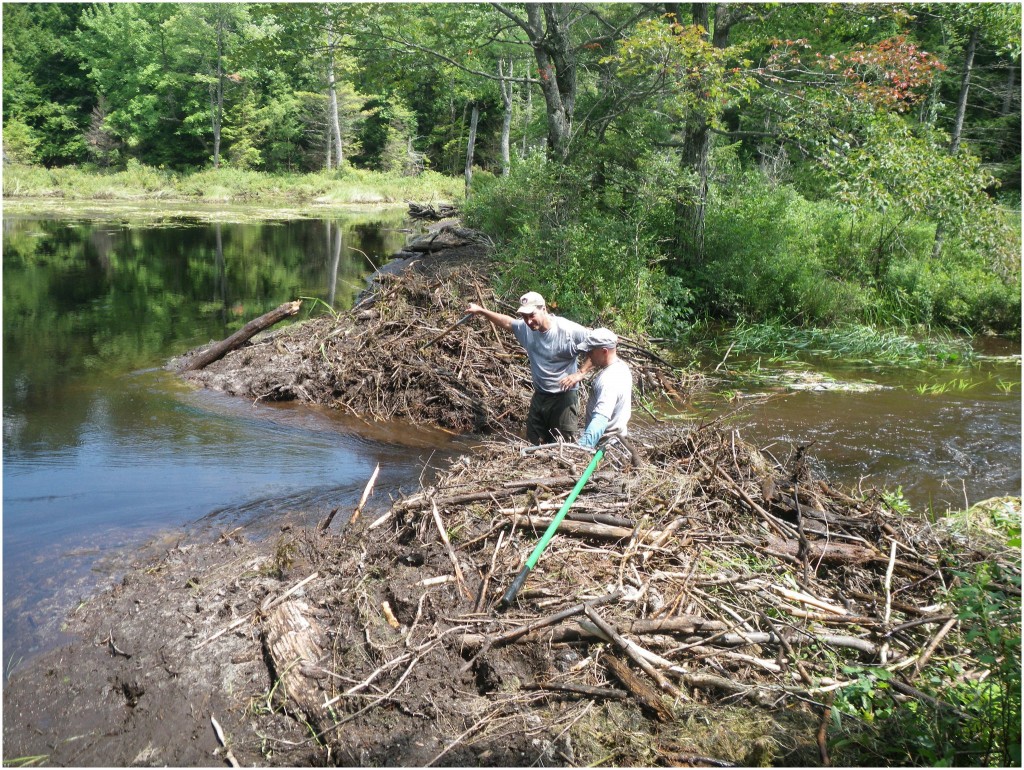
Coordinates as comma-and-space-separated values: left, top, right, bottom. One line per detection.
885, 256, 1022, 335
696, 172, 1020, 336
2, 118, 40, 164
463, 154, 678, 335
700, 177, 862, 324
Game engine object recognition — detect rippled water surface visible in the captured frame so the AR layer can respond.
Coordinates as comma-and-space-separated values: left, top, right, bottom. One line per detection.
706, 352, 1021, 513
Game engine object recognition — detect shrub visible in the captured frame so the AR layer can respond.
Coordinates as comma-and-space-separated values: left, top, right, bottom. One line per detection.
701, 177, 860, 324
463, 154, 677, 335
2, 118, 40, 164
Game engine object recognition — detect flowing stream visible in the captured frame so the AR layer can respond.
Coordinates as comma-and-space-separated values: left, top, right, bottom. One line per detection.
3, 208, 1020, 666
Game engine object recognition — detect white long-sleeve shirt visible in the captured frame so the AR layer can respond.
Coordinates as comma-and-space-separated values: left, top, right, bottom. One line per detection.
584, 358, 632, 439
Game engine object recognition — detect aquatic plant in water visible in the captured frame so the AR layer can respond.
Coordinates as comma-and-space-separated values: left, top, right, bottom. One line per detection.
724, 320, 975, 368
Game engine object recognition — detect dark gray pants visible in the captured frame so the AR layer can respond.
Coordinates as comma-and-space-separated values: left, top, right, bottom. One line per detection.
526, 389, 579, 445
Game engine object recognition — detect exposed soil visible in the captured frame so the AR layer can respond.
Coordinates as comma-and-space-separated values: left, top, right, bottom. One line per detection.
4, 224, 1019, 768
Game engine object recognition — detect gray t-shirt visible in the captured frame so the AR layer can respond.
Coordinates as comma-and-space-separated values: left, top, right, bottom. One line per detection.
511, 315, 590, 394
585, 358, 633, 438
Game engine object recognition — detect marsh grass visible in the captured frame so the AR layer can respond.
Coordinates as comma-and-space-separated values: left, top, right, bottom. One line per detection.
724, 319, 975, 368
3, 163, 462, 206
1, 756, 49, 768
913, 378, 980, 395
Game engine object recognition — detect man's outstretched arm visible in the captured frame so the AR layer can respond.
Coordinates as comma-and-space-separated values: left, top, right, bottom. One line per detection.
466, 302, 515, 331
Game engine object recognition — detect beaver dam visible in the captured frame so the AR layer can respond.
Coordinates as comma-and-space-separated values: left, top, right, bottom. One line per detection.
7, 230, 1016, 767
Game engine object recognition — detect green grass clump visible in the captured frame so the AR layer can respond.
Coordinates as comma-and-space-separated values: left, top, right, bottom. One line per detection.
724, 319, 975, 367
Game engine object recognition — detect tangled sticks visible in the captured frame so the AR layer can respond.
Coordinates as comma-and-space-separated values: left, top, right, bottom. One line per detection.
185, 266, 696, 435
181, 261, 1018, 765
240, 426, 1017, 766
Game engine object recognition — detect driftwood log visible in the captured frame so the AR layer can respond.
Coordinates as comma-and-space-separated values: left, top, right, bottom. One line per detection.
407, 201, 459, 221
180, 300, 302, 372
261, 599, 331, 733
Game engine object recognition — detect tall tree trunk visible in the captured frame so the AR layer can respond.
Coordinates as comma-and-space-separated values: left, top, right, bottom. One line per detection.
949, 26, 978, 156
465, 102, 479, 198
522, 73, 532, 157
933, 25, 979, 259
211, 14, 225, 169
494, 3, 576, 161
499, 59, 513, 175
671, 3, 716, 264
326, 17, 344, 169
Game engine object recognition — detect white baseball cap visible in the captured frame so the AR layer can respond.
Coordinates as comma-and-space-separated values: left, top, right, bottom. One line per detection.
517, 291, 546, 315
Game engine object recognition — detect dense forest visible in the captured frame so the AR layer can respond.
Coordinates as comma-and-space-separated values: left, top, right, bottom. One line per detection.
3, 2, 1021, 337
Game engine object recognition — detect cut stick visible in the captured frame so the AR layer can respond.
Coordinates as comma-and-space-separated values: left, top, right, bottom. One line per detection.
771, 585, 848, 615
584, 606, 682, 698
881, 539, 898, 664
913, 616, 958, 675
601, 653, 673, 722
211, 715, 240, 768
431, 500, 472, 600
347, 463, 381, 527
523, 680, 628, 700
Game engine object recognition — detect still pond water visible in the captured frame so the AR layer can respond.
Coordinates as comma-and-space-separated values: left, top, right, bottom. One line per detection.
3, 209, 1021, 665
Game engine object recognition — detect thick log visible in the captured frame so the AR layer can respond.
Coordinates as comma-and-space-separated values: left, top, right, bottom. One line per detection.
261, 599, 331, 733
180, 300, 302, 371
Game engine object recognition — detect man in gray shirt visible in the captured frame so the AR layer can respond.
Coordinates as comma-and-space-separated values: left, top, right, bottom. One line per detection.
466, 291, 591, 444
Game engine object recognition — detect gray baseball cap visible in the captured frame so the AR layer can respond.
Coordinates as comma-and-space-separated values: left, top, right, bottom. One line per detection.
585, 327, 617, 350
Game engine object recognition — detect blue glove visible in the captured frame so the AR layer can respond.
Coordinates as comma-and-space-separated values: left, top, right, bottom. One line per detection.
578, 414, 608, 448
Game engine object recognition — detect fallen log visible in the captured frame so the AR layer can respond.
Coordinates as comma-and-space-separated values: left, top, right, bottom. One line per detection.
261, 599, 331, 733
180, 300, 302, 372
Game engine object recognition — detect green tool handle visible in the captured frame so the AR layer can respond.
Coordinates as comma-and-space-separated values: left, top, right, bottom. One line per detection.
498, 448, 603, 609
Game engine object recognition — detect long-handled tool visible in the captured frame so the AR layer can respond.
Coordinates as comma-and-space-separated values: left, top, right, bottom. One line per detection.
497, 447, 604, 610
420, 312, 474, 352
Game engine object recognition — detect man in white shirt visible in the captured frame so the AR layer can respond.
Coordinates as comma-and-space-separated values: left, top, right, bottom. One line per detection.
577, 328, 632, 450
466, 291, 592, 444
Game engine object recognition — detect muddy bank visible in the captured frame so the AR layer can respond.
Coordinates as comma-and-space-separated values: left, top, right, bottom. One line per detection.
6, 425, 1018, 767
4, 227, 1019, 767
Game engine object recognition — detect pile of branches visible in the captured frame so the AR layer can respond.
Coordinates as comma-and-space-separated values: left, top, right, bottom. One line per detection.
185, 267, 699, 435
249, 425, 1019, 766
407, 201, 460, 221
